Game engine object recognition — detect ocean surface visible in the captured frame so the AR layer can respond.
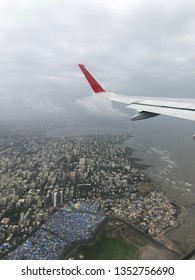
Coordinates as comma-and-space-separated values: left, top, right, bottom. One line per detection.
46, 117, 195, 253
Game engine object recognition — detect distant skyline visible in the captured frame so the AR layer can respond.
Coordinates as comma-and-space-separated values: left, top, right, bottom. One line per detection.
1, 0, 195, 120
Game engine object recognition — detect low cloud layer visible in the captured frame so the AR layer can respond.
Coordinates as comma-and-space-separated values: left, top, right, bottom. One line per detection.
76, 95, 128, 118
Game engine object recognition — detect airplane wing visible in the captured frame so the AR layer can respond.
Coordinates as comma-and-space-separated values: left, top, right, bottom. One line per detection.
78, 64, 195, 122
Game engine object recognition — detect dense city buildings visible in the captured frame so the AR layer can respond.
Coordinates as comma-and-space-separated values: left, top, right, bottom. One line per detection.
0, 133, 180, 259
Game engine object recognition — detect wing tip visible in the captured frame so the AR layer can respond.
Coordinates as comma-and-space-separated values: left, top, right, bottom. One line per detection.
78, 64, 106, 94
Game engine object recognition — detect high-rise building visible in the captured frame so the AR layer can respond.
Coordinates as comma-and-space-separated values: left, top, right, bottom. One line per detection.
60, 190, 63, 206
53, 191, 58, 207
26, 195, 32, 205
0, 197, 7, 206
20, 212, 25, 222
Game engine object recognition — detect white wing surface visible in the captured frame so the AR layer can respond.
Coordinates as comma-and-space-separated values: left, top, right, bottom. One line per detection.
78, 64, 195, 122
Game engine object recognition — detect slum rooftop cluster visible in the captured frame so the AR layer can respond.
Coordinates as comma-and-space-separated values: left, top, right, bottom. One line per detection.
99, 188, 178, 236
6, 205, 105, 260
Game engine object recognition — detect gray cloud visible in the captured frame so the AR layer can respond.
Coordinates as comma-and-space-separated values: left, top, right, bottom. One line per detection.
76, 95, 128, 118
1, 0, 195, 121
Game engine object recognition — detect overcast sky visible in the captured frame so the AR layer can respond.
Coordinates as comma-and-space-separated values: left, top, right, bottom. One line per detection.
1, 0, 195, 121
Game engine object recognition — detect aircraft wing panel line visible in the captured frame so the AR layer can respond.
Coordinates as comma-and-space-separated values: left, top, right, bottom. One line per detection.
131, 102, 195, 111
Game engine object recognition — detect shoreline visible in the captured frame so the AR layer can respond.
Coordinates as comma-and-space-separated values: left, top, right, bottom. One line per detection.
155, 203, 187, 255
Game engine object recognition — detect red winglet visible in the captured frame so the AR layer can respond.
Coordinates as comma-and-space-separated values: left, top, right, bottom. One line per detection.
78, 64, 106, 94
